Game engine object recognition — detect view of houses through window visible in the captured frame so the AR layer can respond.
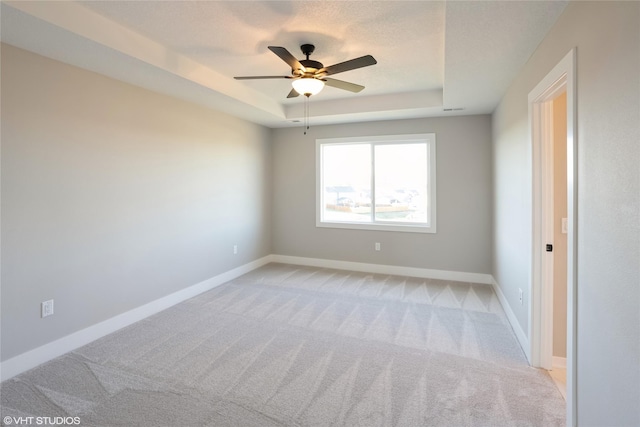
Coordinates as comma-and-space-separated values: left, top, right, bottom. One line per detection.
317, 134, 436, 233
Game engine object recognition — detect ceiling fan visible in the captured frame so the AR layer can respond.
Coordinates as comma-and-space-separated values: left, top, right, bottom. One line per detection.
234, 44, 377, 98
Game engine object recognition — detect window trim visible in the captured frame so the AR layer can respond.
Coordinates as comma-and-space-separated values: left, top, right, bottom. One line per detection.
316, 133, 437, 233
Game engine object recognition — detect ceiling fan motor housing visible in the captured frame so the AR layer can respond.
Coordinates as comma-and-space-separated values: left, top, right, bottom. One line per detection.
298, 59, 323, 73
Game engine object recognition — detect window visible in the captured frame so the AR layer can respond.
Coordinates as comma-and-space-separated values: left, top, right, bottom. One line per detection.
316, 134, 436, 233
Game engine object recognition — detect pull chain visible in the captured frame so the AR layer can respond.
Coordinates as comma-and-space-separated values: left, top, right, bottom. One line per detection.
304, 94, 310, 135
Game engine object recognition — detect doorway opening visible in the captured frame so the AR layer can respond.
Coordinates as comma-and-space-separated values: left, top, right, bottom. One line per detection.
529, 48, 577, 426
548, 91, 568, 400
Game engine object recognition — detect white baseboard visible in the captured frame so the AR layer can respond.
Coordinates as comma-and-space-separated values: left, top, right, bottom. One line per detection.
0, 256, 273, 382
491, 276, 531, 363
271, 254, 494, 285
552, 356, 567, 369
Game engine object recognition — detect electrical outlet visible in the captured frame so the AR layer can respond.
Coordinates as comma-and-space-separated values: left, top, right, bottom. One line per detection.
41, 299, 54, 318
233, 245, 238, 255
518, 289, 523, 305
375, 242, 381, 251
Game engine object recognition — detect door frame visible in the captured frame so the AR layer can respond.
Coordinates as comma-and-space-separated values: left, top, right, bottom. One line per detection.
528, 48, 577, 426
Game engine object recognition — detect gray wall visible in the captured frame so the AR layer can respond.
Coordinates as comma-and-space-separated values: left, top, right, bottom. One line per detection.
492, 2, 639, 425
272, 116, 492, 274
1, 45, 272, 361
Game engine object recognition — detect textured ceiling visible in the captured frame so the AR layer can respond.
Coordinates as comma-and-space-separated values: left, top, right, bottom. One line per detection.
81, 1, 446, 102
0, 1, 568, 127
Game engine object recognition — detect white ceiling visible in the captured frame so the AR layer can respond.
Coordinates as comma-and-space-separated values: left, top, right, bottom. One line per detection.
0, 1, 568, 128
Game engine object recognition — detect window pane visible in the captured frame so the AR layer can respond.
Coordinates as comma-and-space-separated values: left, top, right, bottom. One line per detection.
374, 144, 428, 223
322, 144, 372, 223
317, 134, 436, 233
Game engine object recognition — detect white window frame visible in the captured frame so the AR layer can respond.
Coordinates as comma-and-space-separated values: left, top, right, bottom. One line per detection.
316, 133, 436, 233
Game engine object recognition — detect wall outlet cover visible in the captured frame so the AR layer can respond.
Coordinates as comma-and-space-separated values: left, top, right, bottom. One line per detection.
41, 300, 54, 318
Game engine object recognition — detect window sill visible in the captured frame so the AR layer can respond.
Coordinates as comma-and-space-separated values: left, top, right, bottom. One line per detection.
316, 221, 436, 234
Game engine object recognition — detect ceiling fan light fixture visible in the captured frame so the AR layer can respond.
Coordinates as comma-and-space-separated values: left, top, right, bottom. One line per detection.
292, 77, 324, 97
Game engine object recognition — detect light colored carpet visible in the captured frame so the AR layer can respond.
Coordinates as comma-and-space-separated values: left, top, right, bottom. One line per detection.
1, 263, 565, 426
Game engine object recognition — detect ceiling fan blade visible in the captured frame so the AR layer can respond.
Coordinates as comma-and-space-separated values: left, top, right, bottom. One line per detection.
268, 46, 305, 72
234, 76, 292, 80
287, 88, 300, 98
323, 78, 365, 93
320, 55, 377, 76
